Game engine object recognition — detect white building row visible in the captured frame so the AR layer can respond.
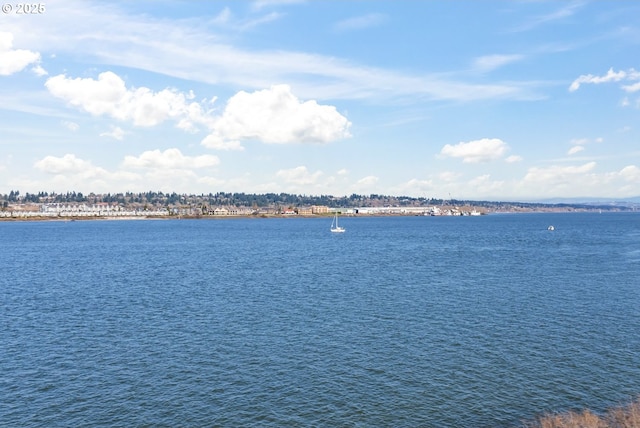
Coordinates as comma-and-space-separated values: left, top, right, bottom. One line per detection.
0, 208, 169, 218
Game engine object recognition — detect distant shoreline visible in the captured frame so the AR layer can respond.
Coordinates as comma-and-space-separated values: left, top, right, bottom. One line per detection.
0, 209, 631, 222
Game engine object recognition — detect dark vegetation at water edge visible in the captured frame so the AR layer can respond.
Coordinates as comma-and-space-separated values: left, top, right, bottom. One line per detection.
2, 190, 638, 211
522, 396, 640, 427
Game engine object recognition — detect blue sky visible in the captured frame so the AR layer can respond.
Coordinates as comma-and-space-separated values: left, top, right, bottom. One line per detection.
1, 0, 639, 200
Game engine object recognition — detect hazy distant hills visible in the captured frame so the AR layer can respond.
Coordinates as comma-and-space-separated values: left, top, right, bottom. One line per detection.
528, 197, 640, 207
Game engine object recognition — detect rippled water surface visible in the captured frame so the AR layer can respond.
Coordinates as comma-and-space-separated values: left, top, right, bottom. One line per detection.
2, 213, 640, 427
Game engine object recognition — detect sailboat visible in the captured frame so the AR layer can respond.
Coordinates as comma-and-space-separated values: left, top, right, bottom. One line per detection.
330, 212, 345, 233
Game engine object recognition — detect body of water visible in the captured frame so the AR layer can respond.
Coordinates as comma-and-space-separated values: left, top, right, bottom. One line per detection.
1, 213, 639, 427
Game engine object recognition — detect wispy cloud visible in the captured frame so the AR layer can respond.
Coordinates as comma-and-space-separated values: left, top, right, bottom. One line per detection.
510, 1, 585, 32
565, 136, 603, 156
4, 4, 539, 104
473, 54, 525, 72
251, 0, 306, 12
333, 13, 386, 32
62, 121, 79, 132
568, 146, 585, 155
211, 7, 232, 25
241, 12, 283, 30
209, 6, 283, 31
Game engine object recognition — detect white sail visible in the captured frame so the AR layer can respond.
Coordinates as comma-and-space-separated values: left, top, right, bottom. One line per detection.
330, 213, 345, 233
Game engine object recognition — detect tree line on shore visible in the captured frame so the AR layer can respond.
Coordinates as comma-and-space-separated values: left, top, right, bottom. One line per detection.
0, 189, 634, 212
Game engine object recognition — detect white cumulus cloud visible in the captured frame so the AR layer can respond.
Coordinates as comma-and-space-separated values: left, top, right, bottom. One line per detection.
349, 175, 379, 195
440, 138, 510, 163
398, 178, 435, 194
32, 64, 47, 77
32, 153, 142, 192
569, 68, 640, 92
0, 32, 41, 76
100, 126, 127, 140
622, 82, 640, 93
34, 154, 96, 174
468, 174, 505, 194
45, 71, 208, 128
524, 162, 597, 184
439, 171, 461, 182
618, 165, 640, 182
276, 166, 323, 185
123, 148, 219, 169
202, 84, 351, 150
200, 135, 245, 151
518, 162, 640, 197
355, 175, 378, 186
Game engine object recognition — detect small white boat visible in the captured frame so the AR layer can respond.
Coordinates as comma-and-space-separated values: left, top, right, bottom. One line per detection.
548, 225, 555, 231
330, 213, 345, 233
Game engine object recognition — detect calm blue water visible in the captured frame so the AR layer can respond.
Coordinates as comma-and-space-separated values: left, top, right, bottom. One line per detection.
1, 213, 639, 427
